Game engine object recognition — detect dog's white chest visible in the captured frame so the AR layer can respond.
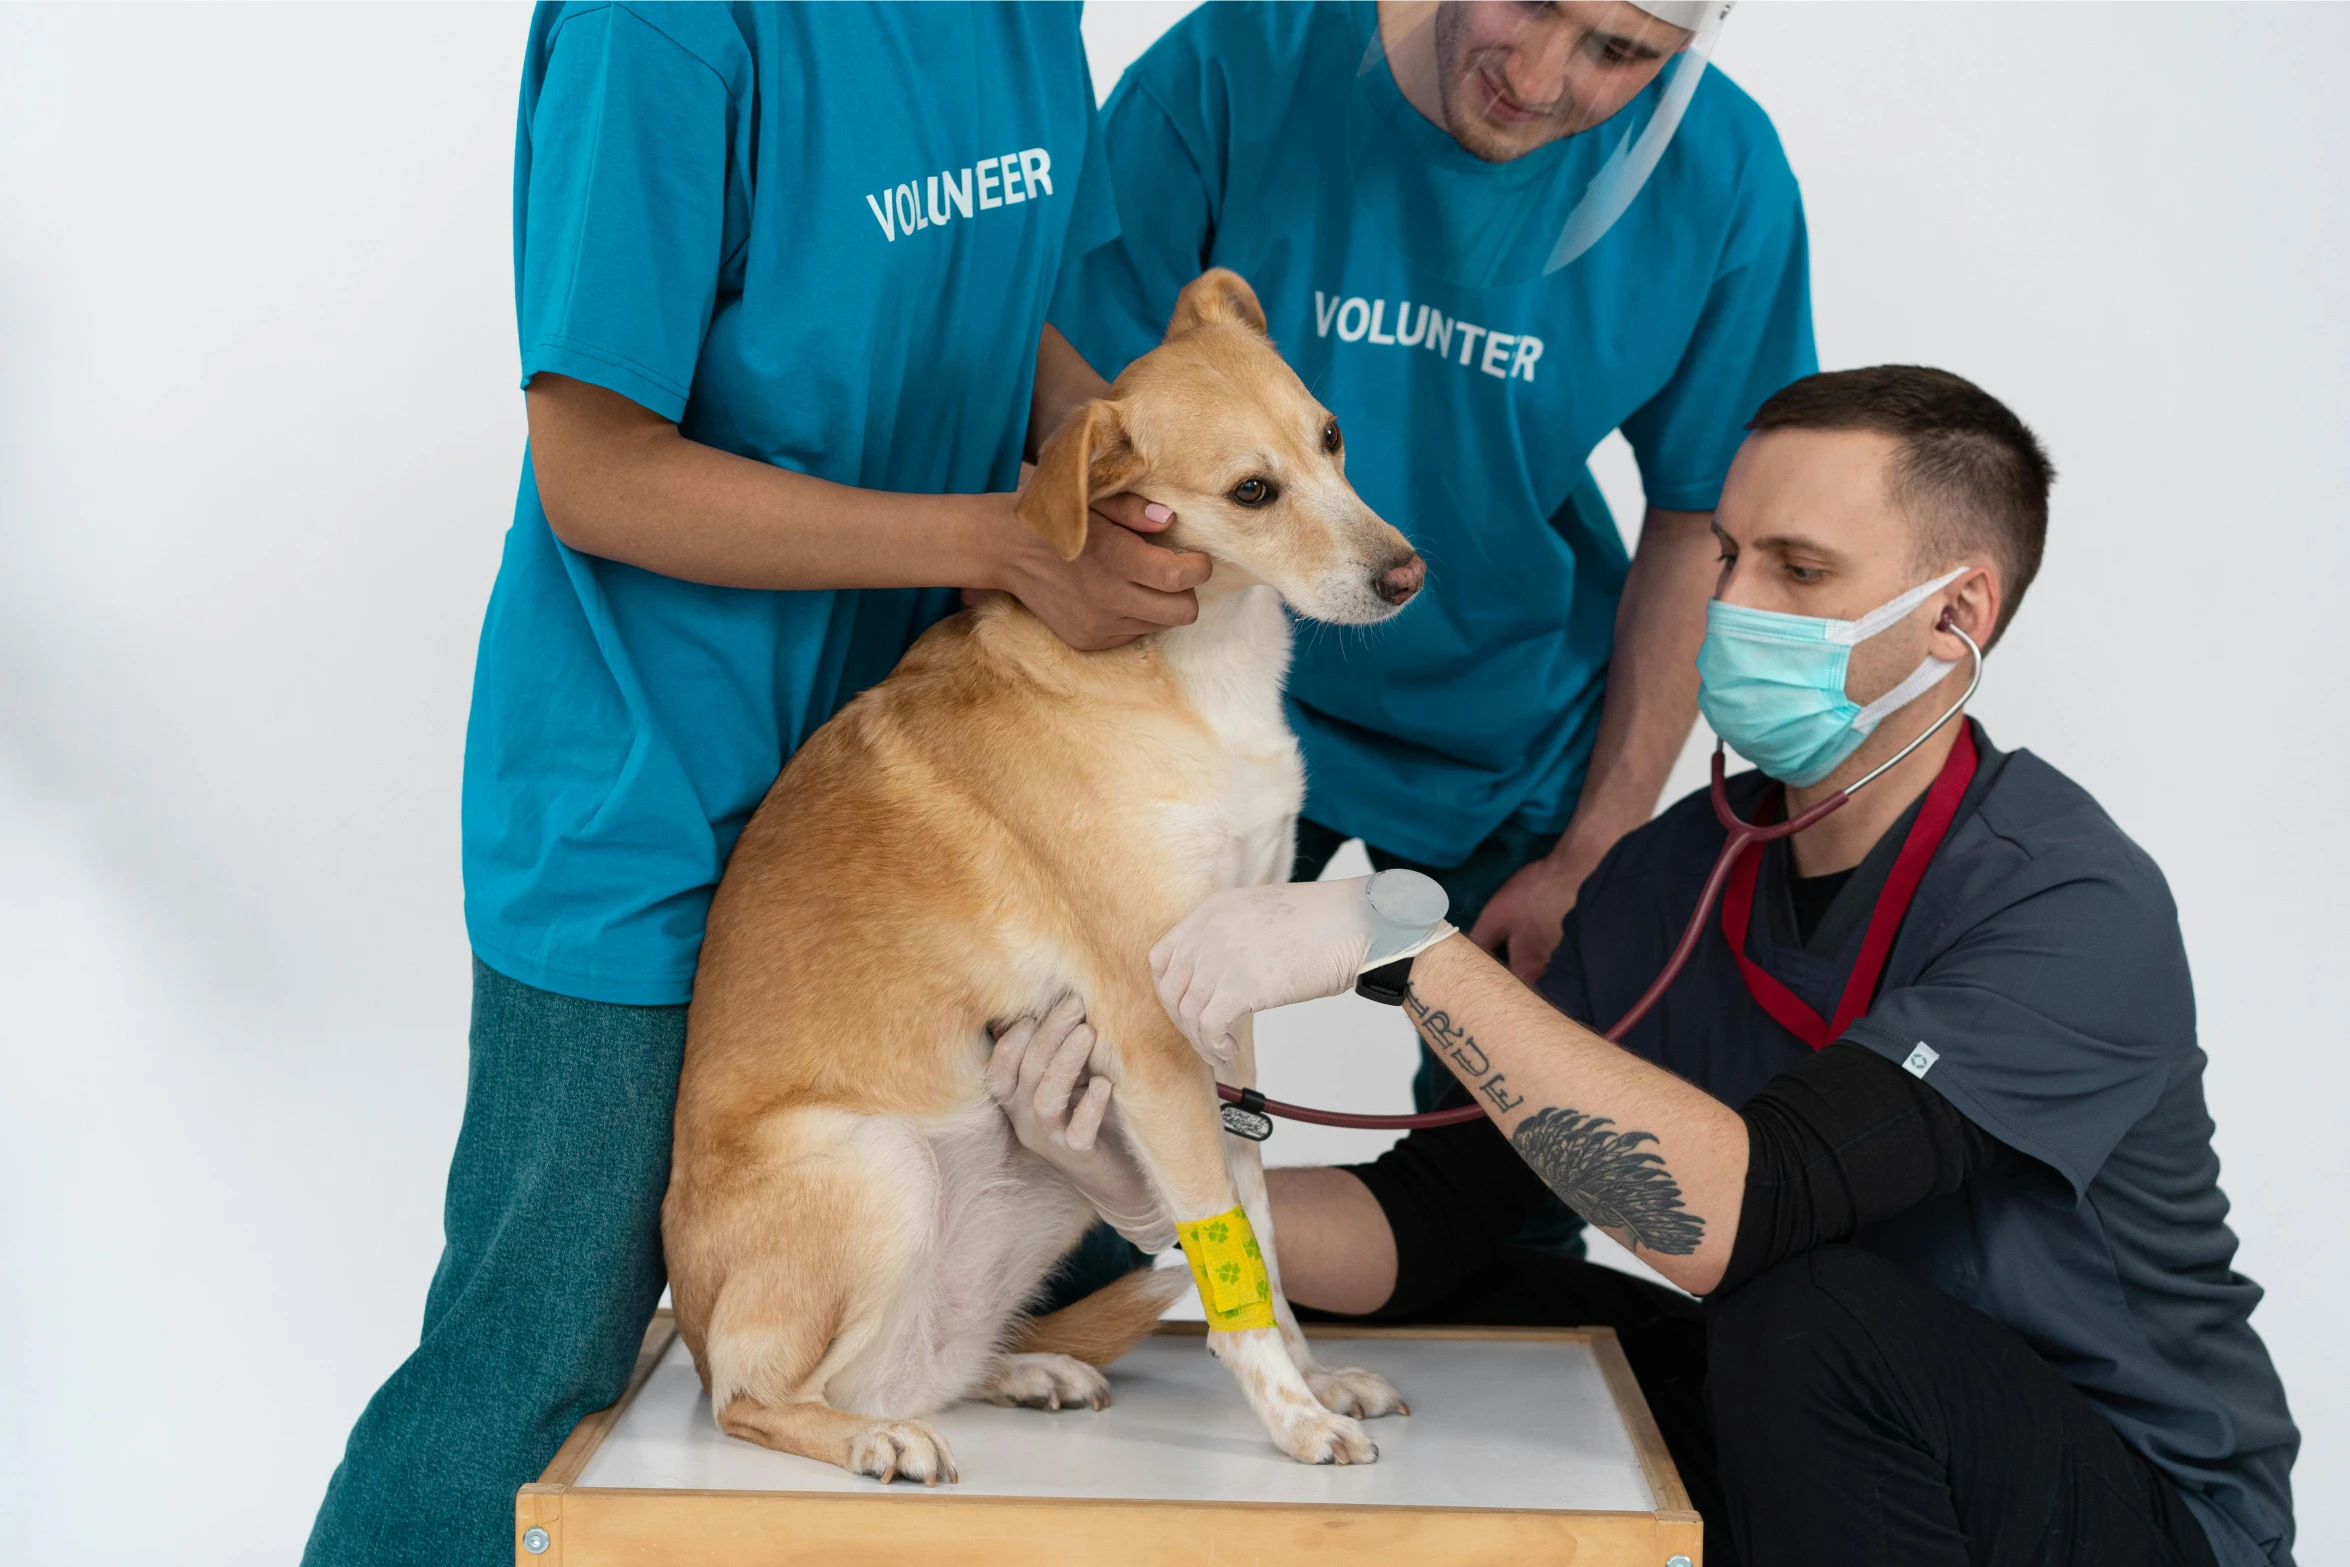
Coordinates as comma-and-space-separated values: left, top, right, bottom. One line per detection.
1160, 585, 1306, 892
1207, 739, 1302, 890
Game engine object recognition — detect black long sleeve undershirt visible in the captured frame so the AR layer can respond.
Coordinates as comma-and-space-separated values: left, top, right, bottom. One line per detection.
1715, 1041, 2000, 1292
1346, 1041, 2005, 1309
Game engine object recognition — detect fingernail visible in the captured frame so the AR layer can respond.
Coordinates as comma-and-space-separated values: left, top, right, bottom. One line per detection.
1143, 503, 1172, 523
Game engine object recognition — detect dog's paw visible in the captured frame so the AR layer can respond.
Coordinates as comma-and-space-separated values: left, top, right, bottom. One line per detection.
1271, 1405, 1378, 1466
982, 1352, 1110, 1412
1308, 1364, 1409, 1420
847, 1420, 959, 1486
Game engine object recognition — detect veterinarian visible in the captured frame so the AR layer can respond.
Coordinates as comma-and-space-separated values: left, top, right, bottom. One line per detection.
1011, 369, 2298, 1565
300, 8, 1200, 1565
1053, 0, 1812, 1014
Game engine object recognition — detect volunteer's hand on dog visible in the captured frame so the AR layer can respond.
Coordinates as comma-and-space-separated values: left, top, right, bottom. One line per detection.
972, 491, 1211, 651
987, 997, 1175, 1252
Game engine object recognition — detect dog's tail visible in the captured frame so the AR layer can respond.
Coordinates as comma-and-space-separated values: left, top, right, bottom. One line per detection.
1014, 1266, 1193, 1367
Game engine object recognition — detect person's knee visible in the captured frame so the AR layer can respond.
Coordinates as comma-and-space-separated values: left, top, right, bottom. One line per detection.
1710, 1248, 1818, 1359
1706, 1244, 1895, 1434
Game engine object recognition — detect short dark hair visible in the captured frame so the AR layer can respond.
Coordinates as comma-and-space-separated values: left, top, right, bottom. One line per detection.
1747, 367, 2053, 645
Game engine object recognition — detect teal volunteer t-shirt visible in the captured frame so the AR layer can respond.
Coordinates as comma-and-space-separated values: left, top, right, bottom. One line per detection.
464, 2, 1116, 1004
1052, 2, 1814, 864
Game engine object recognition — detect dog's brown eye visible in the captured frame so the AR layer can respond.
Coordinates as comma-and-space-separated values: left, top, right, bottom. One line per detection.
1322, 419, 1342, 454
1230, 477, 1278, 508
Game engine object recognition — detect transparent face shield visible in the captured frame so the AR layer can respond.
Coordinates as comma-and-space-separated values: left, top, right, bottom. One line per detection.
1353, 1, 1734, 288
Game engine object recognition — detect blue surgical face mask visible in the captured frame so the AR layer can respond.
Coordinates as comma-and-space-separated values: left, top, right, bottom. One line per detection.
1696, 567, 1969, 788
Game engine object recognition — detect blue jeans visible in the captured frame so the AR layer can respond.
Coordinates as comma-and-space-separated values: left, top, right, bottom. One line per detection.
301, 960, 686, 1567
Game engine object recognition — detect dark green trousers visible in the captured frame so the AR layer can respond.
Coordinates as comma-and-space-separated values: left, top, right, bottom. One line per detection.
301, 959, 687, 1567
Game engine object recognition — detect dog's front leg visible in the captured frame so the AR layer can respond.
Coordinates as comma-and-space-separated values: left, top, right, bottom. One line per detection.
1098, 994, 1377, 1466
1218, 1018, 1408, 1421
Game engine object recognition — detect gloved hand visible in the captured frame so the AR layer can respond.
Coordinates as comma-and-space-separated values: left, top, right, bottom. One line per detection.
1150, 871, 1454, 1067
986, 996, 1176, 1253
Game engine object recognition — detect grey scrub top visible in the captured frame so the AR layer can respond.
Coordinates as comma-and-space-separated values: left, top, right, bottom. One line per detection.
1540, 722, 2298, 1567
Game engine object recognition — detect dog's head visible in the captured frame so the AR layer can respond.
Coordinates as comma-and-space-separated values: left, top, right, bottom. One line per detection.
1016, 269, 1424, 625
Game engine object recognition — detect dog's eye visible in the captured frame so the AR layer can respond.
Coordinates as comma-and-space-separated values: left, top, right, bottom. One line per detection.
1322, 419, 1342, 455
1230, 477, 1278, 508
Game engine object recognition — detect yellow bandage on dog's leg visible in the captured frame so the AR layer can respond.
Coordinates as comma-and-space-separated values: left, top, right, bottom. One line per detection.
1176, 1205, 1277, 1332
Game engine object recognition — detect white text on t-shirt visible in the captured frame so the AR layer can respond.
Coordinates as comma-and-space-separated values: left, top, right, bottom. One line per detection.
1313, 290, 1543, 383
866, 149, 1055, 243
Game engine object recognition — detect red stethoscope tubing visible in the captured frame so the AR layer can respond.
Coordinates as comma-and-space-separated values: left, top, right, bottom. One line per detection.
1218, 615, 1983, 1132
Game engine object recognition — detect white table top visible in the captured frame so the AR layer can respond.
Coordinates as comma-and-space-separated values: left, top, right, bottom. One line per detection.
577, 1332, 1656, 1513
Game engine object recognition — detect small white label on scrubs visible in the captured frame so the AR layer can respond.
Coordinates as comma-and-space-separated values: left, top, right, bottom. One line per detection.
1903, 1043, 1940, 1078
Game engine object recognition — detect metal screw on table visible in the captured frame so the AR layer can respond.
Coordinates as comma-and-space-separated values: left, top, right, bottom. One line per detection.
522, 1527, 550, 1554
1666, 1557, 1693, 1567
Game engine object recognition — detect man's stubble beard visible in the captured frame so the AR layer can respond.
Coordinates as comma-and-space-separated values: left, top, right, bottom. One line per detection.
1432, 7, 1567, 164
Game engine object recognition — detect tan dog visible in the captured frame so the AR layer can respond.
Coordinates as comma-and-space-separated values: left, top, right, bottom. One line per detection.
664, 269, 1424, 1484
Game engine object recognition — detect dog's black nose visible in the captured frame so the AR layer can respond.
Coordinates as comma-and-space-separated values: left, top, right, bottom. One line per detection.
1375, 553, 1425, 606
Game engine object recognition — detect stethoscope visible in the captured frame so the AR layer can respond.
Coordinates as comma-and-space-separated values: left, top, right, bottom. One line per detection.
1218, 612, 1985, 1134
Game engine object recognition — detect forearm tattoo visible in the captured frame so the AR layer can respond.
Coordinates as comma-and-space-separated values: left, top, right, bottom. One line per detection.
1508, 1107, 1705, 1256
1404, 991, 1706, 1257
1403, 992, 1525, 1114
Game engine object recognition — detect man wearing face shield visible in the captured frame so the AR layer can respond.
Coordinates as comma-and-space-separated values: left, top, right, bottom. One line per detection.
1053, 0, 1812, 1124
1001, 368, 2297, 1565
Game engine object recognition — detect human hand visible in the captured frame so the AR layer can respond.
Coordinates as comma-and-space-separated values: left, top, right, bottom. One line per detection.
975, 490, 1212, 651
985, 996, 1174, 1251
1468, 836, 1606, 983
1150, 873, 1454, 1067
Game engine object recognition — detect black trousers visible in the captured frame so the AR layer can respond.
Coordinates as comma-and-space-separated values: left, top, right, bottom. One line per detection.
1323, 1242, 2221, 1567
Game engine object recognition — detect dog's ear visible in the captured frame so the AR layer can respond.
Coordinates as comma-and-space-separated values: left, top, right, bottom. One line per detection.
1015, 398, 1143, 562
1166, 267, 1268, 340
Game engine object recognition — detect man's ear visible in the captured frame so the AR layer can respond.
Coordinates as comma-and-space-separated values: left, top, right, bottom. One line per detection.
1935, 562, 2006, 654
1014, 399, 1142, 562
1166, 267, 1269, 340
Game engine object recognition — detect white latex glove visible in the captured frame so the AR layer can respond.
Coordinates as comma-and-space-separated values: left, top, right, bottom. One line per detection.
986, 996, 1176, 1253
1150, 871, 1454, 1067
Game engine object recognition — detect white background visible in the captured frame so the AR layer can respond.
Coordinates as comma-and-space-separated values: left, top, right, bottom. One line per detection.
1, 3, 2341, 1561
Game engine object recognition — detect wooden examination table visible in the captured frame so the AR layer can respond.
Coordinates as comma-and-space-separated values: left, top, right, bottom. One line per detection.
517, 1312, 1701, 1566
